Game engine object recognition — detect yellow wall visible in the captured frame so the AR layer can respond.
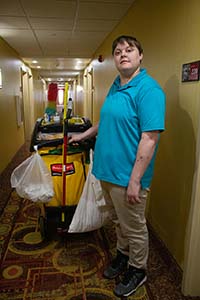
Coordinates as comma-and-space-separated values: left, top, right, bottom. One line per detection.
21, 71, 35, 140
88, 0, 200, 267
0, 38, 46, 174
32, 70, 47, 120
74, 73, 84, 117
0, 38, 25, 173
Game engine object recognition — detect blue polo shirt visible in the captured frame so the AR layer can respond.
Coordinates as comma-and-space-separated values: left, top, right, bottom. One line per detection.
92, 68, 165, 188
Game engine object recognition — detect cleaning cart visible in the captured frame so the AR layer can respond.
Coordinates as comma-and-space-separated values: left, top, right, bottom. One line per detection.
30, 110, 95, 240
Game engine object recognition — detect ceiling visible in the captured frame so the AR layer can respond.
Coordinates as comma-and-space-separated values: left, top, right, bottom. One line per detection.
0, 0, 135, 82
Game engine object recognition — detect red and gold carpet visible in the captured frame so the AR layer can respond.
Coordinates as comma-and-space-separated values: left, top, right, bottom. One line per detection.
0, 190, 149, 300
2, 143, 197, 300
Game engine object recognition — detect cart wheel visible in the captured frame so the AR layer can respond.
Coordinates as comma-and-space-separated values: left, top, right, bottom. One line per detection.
38, 216, 47, 241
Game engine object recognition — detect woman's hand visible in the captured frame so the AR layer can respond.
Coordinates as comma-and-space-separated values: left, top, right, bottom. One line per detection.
68, 133, 84, 144
126, 180, 141, 204
68, 123, 99, 144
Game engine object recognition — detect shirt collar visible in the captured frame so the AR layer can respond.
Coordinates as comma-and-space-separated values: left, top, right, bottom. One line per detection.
114, 68, 147, 89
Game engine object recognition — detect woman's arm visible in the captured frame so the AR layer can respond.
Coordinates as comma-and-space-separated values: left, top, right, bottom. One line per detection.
127, 130, 160, 204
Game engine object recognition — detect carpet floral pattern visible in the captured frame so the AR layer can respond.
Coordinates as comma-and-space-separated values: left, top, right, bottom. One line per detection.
1, 143, 200, 300
0, 191, 149, 300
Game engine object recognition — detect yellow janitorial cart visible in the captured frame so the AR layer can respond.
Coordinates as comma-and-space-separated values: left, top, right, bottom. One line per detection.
30, 85, 95, 240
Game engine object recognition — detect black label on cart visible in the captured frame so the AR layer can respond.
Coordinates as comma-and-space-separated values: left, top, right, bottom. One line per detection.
51, 163, 75, 176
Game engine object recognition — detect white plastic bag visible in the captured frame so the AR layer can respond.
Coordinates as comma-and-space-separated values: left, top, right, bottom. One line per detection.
68, 150, 109, 233
11, 151, 54, 203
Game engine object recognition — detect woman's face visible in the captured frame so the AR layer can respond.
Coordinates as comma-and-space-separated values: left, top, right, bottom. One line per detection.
113, 41, 143, 76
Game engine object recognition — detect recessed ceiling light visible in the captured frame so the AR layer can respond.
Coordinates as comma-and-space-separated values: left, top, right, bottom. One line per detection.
32, 60, 38, 64
37, 66, 41, 69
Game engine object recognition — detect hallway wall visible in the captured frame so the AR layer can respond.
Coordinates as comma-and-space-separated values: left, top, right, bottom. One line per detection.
0, 38, 46, 174
32, 70, 47, 120
87, 0, 200, 269
0, 37, 25, 173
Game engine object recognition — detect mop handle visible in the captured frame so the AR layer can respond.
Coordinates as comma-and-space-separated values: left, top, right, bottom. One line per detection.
62, 82, 69, 207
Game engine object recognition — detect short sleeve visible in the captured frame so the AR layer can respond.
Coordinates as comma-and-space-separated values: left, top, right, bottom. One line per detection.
137, 87, 166, 132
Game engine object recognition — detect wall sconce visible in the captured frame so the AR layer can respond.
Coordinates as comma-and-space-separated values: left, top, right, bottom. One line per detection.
0, 68, 2, 89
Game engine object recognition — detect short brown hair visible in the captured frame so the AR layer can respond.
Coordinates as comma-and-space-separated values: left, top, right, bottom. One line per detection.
112, 35, 143, 55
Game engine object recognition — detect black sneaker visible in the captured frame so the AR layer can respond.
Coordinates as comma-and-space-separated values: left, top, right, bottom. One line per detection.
103, 250, 128, 279
113, 266, 147, 297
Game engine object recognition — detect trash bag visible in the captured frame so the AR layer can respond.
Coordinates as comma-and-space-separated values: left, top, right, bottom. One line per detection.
68, 150, 109, 233
11, 151, 54, 203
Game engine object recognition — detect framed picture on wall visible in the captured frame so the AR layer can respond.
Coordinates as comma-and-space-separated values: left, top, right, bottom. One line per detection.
182, 61, 200, 82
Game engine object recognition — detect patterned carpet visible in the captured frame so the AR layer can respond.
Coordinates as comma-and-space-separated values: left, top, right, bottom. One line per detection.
0, 142, 200, 300
0, 143, 148, 300
0, 190, 149, 300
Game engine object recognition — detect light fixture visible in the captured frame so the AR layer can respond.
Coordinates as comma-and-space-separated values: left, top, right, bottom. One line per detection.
58, 89, 64, 105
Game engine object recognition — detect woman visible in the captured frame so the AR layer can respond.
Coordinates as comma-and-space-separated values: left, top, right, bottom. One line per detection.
69, 35, 165, 297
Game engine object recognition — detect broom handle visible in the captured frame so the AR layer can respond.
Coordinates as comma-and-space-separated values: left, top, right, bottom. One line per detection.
62, 83, 69, 207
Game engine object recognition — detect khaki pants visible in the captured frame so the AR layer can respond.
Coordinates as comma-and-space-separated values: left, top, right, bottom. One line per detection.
101, 181, 149, 270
